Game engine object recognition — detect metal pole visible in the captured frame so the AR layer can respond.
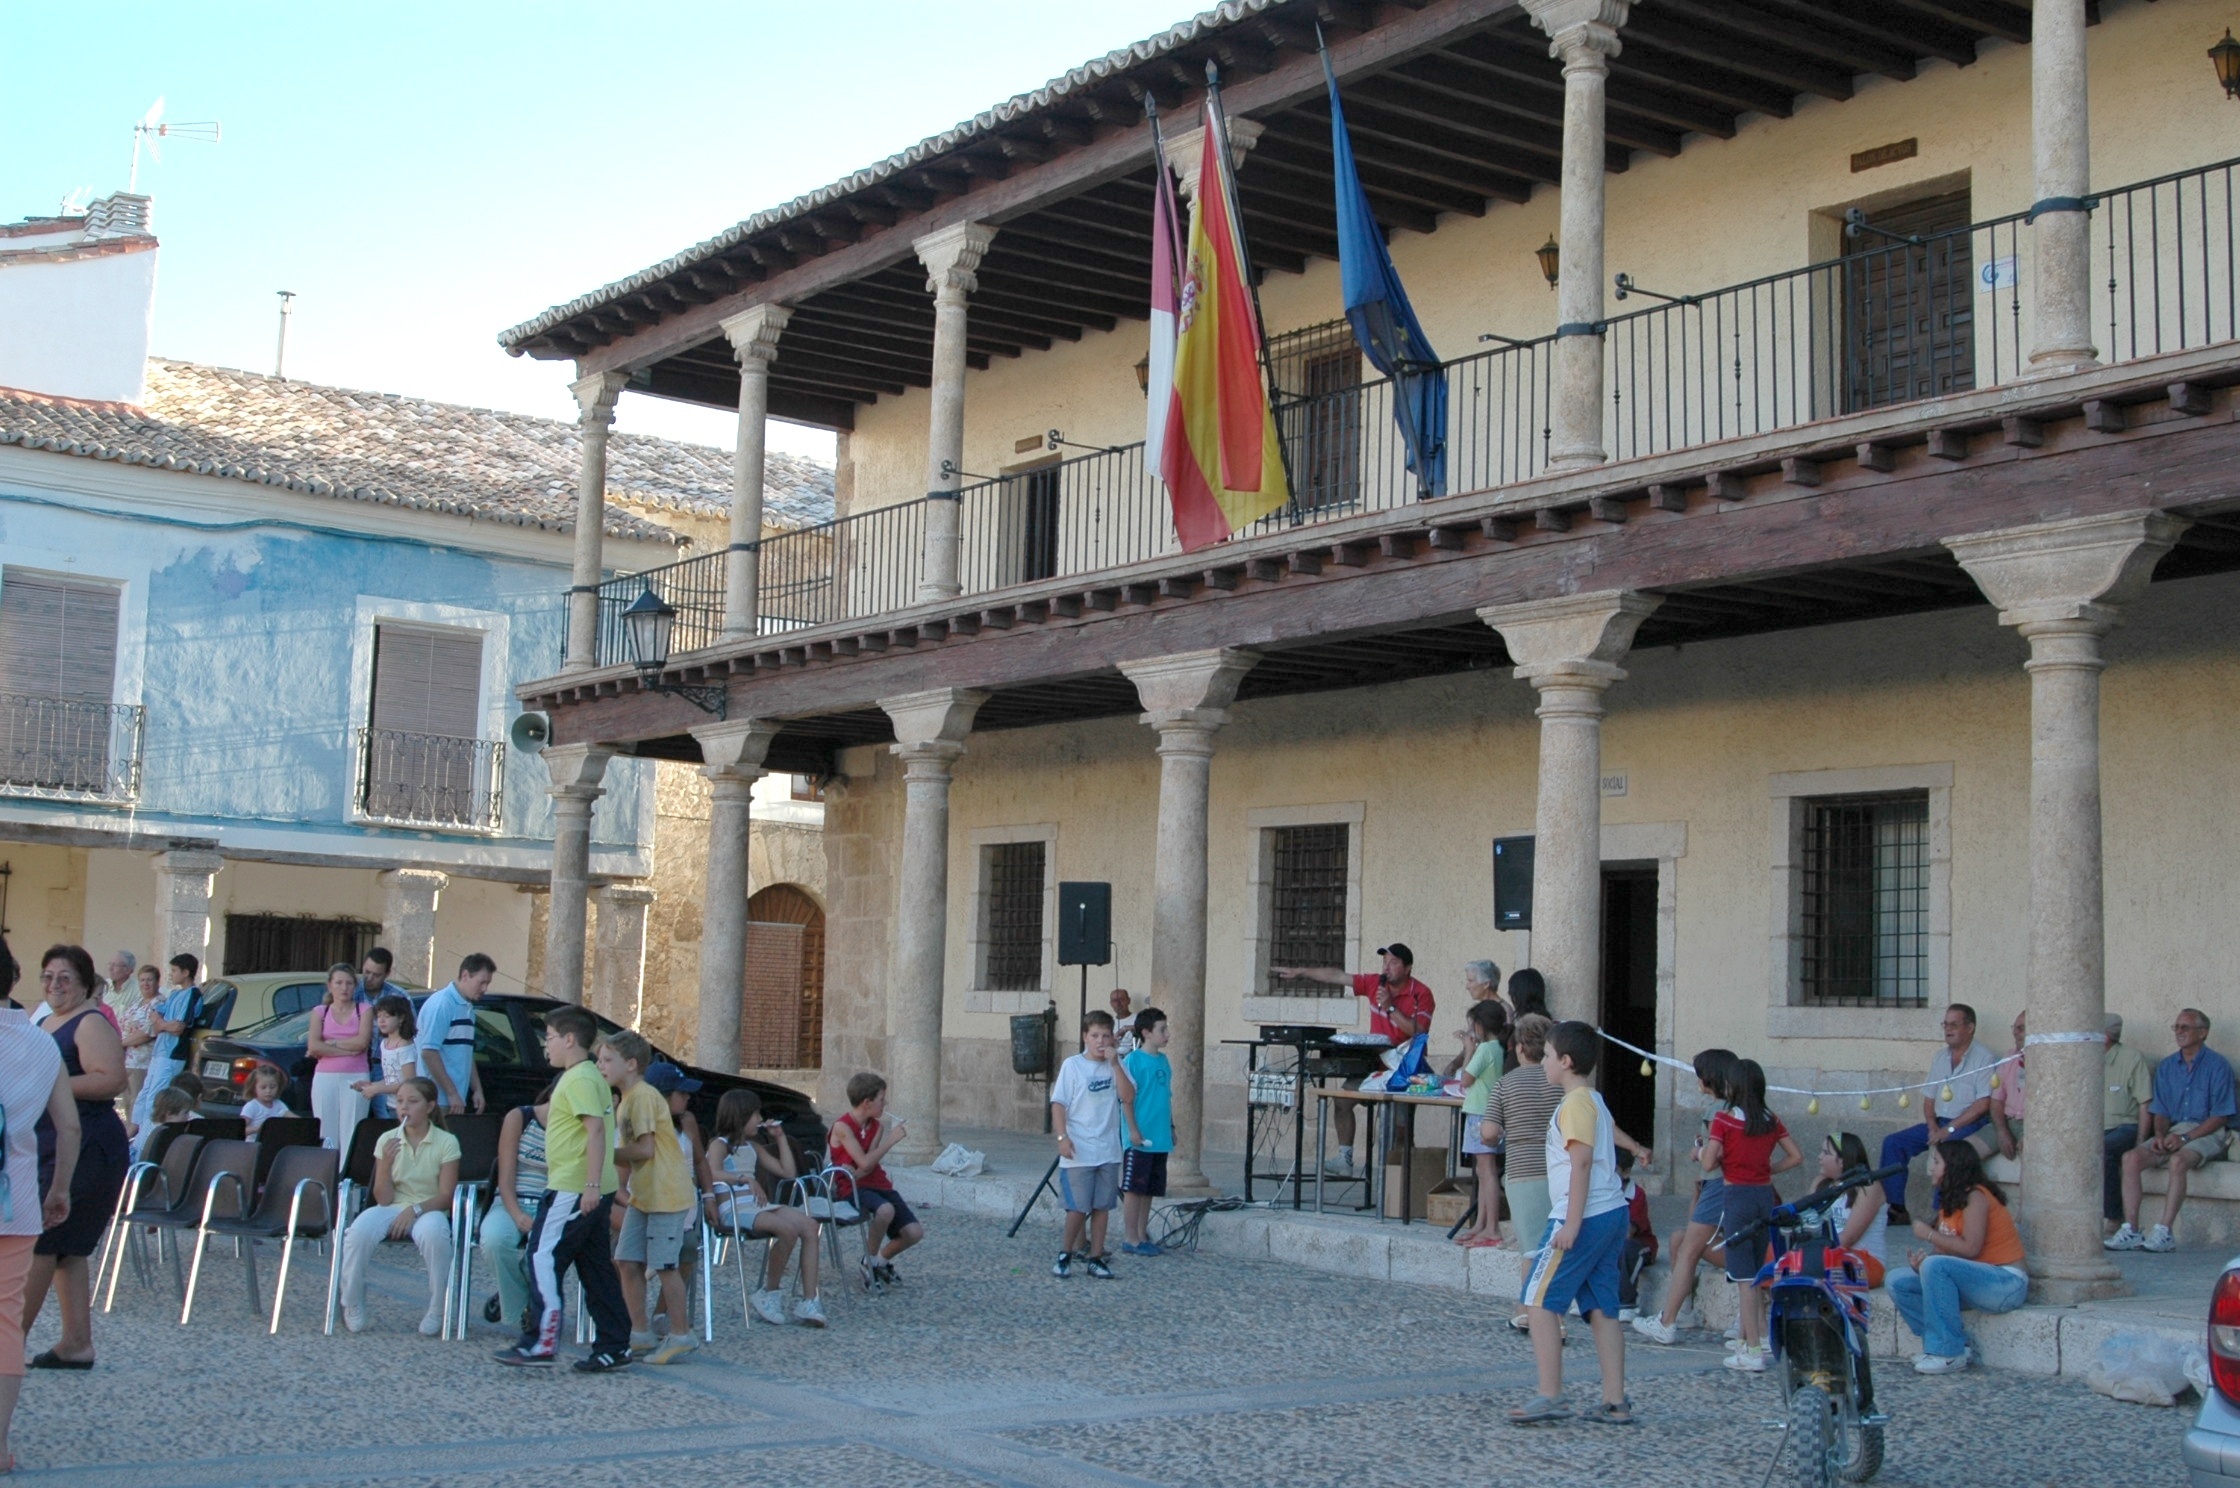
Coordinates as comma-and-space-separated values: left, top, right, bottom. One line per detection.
274, 291, 295, 380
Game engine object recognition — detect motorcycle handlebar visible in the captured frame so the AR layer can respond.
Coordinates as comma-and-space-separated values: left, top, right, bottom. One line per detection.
1725, 1163, 1908, 1250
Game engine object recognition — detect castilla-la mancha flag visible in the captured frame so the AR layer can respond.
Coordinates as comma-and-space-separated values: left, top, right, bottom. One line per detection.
1155, 100, 1289, 552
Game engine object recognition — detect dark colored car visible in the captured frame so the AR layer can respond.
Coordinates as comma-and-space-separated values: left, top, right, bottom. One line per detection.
189, 992, 826, 1154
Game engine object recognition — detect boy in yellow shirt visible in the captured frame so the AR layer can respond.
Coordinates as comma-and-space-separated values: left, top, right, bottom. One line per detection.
598, 1030, 699, 1365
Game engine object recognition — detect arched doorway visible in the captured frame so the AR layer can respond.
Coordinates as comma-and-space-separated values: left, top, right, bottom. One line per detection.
743, 884, 825, 1069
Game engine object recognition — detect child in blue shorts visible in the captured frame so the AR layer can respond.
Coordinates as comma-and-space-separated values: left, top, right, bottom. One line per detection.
1511, 1020, 1633, 1426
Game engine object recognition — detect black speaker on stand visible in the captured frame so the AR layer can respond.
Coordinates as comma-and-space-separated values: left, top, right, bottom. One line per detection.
1011, 881, 1113, 1238
1493, 836, 1535, 931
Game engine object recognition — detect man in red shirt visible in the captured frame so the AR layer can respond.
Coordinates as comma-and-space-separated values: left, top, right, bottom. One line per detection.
1273, 944, 1436, 1176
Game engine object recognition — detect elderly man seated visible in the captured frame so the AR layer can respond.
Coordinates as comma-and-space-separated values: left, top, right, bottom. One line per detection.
1879, 1004, 1997, 1225
2107, 1008, 2237, 1253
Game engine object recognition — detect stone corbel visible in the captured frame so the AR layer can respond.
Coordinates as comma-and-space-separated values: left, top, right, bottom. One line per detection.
1523, 0, 1630, 62
1477, 590, 1662, 683
880, 687, 989, 755
1944, 512, 2189, 632
570, 369, 629, 429
913, 223, 997, 301
542, 741, 615, 801
692, 718, 780, 783
1119, 648, 1261, 733
720, 304, 792, 369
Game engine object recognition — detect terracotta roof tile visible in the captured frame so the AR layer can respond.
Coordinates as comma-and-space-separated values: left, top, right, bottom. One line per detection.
0, 359, 834, 544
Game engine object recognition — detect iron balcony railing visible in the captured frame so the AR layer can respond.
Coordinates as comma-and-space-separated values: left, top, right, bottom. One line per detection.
567, 157, 2240, 667
0, 693, 144, 803
355, 727, 505, 832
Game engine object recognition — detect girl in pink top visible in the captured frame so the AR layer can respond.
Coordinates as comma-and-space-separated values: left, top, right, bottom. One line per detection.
305, 964, 372, 1155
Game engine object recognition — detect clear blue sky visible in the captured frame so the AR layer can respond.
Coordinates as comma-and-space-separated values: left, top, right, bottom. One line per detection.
2, 1, 1192, 459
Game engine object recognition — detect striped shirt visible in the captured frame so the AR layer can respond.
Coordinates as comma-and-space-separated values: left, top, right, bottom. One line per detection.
1487, 1065, 1566, 1181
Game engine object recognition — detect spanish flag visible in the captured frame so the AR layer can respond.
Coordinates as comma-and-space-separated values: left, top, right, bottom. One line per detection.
1156, 99, 1289, 552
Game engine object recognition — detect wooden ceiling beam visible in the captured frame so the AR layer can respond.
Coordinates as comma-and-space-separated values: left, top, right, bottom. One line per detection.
794, 299, 1039, 356
1622, 13, 1854, 103
1768, 0, 1979, 67
1879, 0, 2030, 45
820, 279, 1090, 341
1448, 30, 1742, 140
1333, 106, 1559, 188
971, 258, 1148, 317
758, 347, 917, 395
980, 241, 1152, 295
1390, 53, 1684, 157
1224, 151, 1445, 234
1341, 78, 1629, 174
1661, 0, 1918, 80
1608, 48, 1797, 120
969, 284, 1121, 333
1246, 132, 1491, 220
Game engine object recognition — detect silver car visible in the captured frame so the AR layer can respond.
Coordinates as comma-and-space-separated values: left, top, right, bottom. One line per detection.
2187, 1259, 2240, 1484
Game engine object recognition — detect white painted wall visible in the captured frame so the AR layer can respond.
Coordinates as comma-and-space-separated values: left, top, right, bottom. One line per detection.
0, 244, 157, 404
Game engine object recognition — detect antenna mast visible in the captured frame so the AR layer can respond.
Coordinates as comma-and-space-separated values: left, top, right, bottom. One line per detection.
274, 292, 297, 380
129, 98, 221, 192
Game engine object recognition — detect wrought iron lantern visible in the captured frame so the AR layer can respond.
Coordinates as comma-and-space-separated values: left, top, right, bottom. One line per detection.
1536, 235, 1561, 289
621, 583, 725, 716
2214, 30, 2240, 99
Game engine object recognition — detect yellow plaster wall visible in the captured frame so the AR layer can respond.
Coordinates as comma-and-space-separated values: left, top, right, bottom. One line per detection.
841, 0, 2230, 512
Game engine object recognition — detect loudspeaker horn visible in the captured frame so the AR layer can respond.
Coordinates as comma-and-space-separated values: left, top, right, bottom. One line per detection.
508, 711, 551, 755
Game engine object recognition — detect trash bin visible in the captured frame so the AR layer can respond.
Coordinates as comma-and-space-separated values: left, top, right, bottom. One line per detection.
1010, 1010, 1052, 1075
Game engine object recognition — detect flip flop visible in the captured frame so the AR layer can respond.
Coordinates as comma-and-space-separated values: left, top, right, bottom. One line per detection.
27, 1351, 91, 1371
1466, 1235, 1506, 1248
1506, 1395, 1573, 1425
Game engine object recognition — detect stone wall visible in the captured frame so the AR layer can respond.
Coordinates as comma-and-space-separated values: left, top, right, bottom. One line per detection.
818, 752, 898, 1111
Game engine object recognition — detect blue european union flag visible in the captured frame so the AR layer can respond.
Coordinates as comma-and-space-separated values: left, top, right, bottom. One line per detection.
1325, 51, 1445, 498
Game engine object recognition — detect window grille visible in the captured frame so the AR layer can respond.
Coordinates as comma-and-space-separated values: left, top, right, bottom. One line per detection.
983, 841, 1046, 992
1799, 793, 1930, 1007
1267, 823, 1348, 993
1267, 319, 1361, 403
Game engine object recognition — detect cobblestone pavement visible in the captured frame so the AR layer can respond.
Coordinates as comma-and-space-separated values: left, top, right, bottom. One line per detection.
33, 1210, 2193, 1487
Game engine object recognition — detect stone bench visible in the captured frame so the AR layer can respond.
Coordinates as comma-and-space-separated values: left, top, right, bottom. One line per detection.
1982, 1152, 2240, 1244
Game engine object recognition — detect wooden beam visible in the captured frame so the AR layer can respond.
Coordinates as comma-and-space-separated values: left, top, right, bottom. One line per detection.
1254, 125, 1529, 210
1880, 0, 2030, 46
1448, 31, 1740, 141
1623, 12, 1852, 103
1655, 0, 1917, 81
563, 0, 1524, 375
1752, 0, 1980, 68
1391, 52, 1684, 157
1609, 47, 1799, 120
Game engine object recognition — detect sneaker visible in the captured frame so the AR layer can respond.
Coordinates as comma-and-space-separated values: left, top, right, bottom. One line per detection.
750, 1289, 790, 1326
1323, 1154, 1355, 1178
1913, 1352, 1970, 1375
876, 1261, 900, 1286
1723, 1345, 1769, 1373
1630, 1315, 1678, 1345
1618, 1306, 1637, 1322
860, 1255, 886, 1294
793, 1296, 828, 1329
2105, 1223, 2146, 1251
1052, 1250, 1074, 1279
1509, 1313, 1532, 1333
419, 1310, 444, 1338
342, 1304, 366, 1334
645, 1333, 700, 1365
572, 1349, 634, 1374
629, 1329, 659, 1353
493, 1345, 554, 1368
1085, 1254, 1115, 1280
2144, 1224, 2177, 1253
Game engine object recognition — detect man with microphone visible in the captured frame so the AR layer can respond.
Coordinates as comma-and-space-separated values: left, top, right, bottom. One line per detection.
1272, 944, 1436, 1177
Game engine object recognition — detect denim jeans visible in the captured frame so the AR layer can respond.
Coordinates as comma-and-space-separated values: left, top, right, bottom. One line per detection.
1880, 1118, 1991, 1211
2104, 1126, 2142, 1220
1887, 1255, 2028, 1358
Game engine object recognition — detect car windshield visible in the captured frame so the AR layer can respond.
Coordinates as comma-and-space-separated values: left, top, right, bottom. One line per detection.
233, 1007, 316, 1043
515, 1003, 670, 1066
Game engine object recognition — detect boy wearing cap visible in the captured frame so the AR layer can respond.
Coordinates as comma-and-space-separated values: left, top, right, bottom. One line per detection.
1271, 943, 1437, 1175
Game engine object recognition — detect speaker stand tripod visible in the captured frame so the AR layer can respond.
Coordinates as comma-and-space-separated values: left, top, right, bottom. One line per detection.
1011, 963, 1091, 1237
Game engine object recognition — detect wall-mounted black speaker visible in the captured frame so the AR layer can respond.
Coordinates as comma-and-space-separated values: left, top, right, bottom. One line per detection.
1493, 836, 1534, 931
1057, 881, 1111, 966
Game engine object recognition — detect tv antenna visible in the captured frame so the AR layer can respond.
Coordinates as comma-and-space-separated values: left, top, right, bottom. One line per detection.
129, 98, 221, 192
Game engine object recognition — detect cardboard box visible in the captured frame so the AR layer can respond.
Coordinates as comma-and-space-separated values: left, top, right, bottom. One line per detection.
1425, 1176, 1476, 1228
1382, 1148, 1450, 1220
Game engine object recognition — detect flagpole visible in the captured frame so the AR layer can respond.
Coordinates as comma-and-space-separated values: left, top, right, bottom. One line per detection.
1202, 60, 1298, 509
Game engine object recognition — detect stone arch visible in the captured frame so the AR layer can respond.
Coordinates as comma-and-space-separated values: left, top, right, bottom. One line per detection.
744, 883, 825, 1069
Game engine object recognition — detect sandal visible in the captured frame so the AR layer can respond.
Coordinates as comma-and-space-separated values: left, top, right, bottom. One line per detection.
1506, 1394, 1573, 1425
26, 1351, 90, 1371
1581, 1399, 1637, 1426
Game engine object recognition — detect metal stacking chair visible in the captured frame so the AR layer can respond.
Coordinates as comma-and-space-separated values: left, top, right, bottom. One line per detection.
704, 1183, 774, 1332
794, 1160, 866, 1273
182, 1116, 247, 1142
181, 1144, 337, 1332
440, 1114, 504, 1340
102, 1140, 255, 1310
322, 1116, 399, 1335
252, 1117, 323, 1190
95, 1132, 204, 1301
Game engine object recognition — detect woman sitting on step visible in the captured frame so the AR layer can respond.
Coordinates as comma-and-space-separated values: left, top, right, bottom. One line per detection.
1886, 1139, 2028, 1375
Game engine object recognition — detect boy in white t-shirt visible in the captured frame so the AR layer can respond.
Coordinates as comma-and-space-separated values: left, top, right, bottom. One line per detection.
1512, 1020, 1632, 1427
1050, 1010, 1122, 1280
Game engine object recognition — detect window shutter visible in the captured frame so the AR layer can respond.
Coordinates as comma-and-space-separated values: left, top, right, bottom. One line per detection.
370, 625, 482, 738
0, 572, 120, 701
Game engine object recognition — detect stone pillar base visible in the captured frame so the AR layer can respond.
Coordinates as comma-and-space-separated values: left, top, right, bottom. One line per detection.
2027, 1267, 2130, 1305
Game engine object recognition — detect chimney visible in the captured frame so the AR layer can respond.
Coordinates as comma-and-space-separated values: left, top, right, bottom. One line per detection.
84, 193, 153, 239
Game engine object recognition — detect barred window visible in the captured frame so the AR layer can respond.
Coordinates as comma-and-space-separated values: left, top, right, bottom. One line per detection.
1799, 792, 1930, 1007
1267, 823, 1349, 993
981, 840, 1046, 992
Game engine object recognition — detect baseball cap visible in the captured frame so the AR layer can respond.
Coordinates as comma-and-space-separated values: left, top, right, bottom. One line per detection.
644, 1061, 702, 1095
1377, 943, 1415, 966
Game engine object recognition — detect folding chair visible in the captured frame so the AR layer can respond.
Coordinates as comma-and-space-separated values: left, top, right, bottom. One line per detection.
102, 1140, 255, 1310
441, 1114, 505, 1340
181, 1144, 337, 1332
95, 1132, 204, 1303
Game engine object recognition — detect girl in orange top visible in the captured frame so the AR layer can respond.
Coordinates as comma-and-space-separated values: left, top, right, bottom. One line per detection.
1886, 1139, 2029, 1374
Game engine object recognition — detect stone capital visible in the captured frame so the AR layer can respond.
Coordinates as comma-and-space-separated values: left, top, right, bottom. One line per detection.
379, 867, 448, 898
1478, 590, 1661, 682
542, 741, 615, 800
1164, 116, 1265, 201
914, 223, 996, 300
720, 303, 792, 367
570, 369, 630, 428
880, 687, 988, 750
1120, 648, 1260, 716
595, 882, 657, 909
1524, 0, 1628, 62
692, 718, 779, 782
154, 847, 224, 880
1945, 511, 2188, 633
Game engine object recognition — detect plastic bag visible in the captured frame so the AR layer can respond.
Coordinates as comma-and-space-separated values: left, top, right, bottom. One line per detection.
1382, 1034, 1431, 1092
2085, 1332, 2199, 1406
929, 1142, 986, 1178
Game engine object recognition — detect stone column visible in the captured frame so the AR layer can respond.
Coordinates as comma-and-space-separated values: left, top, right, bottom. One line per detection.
1526, 0, 1628, 470
379, 868, 447, 989
1120, 649, 1259, 1194
541, 743, 614, 1004
1478, 591, 1660, 1019
718, 305, 791, 639
913, 224, 996, 602
879, 688, 988, 1162
152, 848, 222, 970
592, 883, 656, 1026
692, 719, 780, 1071
2029, 0, 2098, 374
1947, 511, 2184, 1300
564, 371, 630, 673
